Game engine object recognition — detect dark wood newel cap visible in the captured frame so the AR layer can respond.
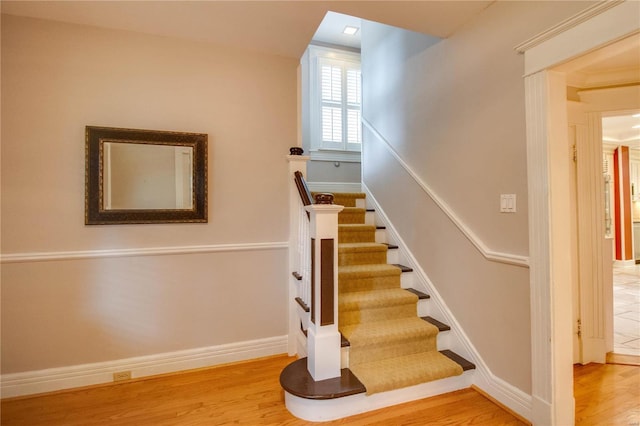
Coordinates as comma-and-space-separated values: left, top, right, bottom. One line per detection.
315, 193, 334, 204
290, 147, 304, 155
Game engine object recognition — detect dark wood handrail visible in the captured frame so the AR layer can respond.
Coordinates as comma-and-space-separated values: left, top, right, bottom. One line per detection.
294, 171, 313, 207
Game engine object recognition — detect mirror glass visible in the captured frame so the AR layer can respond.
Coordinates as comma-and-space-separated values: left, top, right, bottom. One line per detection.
102, 141, 193, 210
85, 126, 208, 225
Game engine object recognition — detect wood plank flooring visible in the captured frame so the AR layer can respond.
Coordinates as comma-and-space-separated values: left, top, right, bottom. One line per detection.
1, 355, 637, 425
574, 362, 640, 426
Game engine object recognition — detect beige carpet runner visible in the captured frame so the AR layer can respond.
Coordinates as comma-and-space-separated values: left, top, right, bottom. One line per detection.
332, 192, 463, 395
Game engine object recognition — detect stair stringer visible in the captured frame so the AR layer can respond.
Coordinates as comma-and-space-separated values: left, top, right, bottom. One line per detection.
362, 183, 533, 422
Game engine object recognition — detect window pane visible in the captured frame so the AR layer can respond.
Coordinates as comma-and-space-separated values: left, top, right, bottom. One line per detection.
347, 69, 361, 105
322, 106, 342, 142
347, 109, 361, 144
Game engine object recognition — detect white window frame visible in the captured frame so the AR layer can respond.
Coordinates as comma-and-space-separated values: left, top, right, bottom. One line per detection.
307, 45, 361, 163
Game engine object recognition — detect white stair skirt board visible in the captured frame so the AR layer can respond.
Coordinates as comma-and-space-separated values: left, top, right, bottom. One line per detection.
1, 335, 287, 398
361, 183, 533, 421
307, 182, 362, 194
284, 370, 474, 422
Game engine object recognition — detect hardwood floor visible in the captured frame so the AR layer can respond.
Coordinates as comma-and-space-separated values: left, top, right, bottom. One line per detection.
574, 362, 640, 426
1, 355, 637, 425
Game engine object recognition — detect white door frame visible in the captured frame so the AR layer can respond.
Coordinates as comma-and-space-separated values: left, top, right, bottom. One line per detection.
517, 2, 640, 424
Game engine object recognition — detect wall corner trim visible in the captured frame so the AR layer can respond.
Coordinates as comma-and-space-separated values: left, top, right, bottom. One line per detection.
362, 118, 529, 268
1, 335, 288, 398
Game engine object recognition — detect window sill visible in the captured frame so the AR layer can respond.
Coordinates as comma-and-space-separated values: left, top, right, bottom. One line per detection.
310, 150, 361, 163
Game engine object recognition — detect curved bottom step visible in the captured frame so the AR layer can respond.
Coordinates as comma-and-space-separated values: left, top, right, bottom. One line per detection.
283, 368, 474, 422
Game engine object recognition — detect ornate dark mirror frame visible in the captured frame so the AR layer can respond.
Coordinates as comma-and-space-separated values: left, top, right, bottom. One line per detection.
85, 126, 208, 225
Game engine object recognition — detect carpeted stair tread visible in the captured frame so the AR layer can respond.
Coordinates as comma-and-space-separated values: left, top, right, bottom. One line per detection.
340, 317, 439, 347
338, 243, 388, 266
339, 288, 418, 311
339, 264, 402, 293
349, 351, 464, 395
339, 207, 366, 224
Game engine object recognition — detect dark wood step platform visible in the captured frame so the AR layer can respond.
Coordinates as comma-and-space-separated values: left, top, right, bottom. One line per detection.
440, 350, 476, 371
292, 271, 302, 281
341, 334, 350, 347
383, 243, 399, 250
280, 358, 366, 400
295, 297, 310, 312
393, 264, 413, 273
405, 288, 430, 300
422, 316, 451, 332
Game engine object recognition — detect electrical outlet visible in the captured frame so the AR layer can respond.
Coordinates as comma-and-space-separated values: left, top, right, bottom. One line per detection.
113, 371, 132, 382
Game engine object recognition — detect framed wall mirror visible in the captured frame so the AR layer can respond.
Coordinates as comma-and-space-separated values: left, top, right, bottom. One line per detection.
85, 126, 208, 225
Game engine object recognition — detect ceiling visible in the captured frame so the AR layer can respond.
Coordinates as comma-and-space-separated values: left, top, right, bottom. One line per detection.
0, 1, 493, 59
556, 33, 640, 148
555, 32, 640, 89
312, 11, 362, 50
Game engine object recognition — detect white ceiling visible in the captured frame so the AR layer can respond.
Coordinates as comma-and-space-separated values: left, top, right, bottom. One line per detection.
312, 11, 362, 50
0, 1, 493, 59
557, 33, 640, 148
556, 32, 640, 89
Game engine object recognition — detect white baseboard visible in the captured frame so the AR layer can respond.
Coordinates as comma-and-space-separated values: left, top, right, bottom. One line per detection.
1, 335, 288, 398
306, 182, 362, 194
473, 369, 533, 421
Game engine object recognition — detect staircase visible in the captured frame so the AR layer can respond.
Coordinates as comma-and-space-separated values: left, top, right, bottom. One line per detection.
281, 190, 476, 421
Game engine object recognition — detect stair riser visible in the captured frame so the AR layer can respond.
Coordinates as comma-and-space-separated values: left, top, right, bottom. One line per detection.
365, 211, 375, 225
339, 275, 401, 293
375, 229, 388, 243
349, 337, 438, 365
400, 272, 415, 289
339, 230, 376, 244
339, 212, 366, 224
386, 249, 399, 264
339, 304, 416, 327
339, 251, 387, 266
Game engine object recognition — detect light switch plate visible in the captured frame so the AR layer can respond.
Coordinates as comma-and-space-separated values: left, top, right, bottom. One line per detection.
500, 194, 516, 213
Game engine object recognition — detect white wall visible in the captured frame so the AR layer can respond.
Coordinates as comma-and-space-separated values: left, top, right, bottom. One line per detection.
1, 15, 296, 375
361, 1, 593, 394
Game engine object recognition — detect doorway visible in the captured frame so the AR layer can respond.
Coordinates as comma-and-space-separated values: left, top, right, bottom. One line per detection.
519, 2, 640, 423
603, 113, 640, 357
553, 30, 640, 365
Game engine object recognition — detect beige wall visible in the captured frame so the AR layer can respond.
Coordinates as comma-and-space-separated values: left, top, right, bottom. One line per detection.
1, 15, 296, 373
361, 1, 593, 394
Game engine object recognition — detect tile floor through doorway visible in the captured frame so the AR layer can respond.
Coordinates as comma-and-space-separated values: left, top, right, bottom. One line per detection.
613, 264, 640, 356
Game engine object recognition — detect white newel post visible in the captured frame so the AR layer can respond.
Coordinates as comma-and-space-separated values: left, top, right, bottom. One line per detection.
287, 148, 310, 356
305, 195, 343, 381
